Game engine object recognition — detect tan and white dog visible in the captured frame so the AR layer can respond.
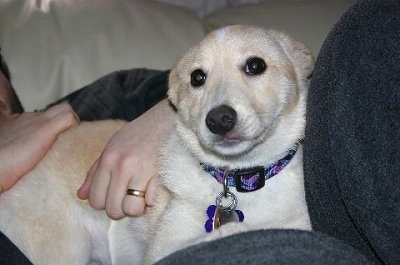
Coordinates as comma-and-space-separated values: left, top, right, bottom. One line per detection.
0, 25, 314, 264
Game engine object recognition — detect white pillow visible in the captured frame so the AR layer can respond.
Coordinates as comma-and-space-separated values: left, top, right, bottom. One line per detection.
0, 0, 205, 110
204, 0, 354, 56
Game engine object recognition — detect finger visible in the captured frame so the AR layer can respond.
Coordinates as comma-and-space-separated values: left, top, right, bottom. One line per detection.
105, 167, 130, 220
122, 175, 150, 216
44, 103, 80, 131
45, 102, 78, 120
77, 160, 97, 200
105, 153, 151, 218
87, 161, 111, 210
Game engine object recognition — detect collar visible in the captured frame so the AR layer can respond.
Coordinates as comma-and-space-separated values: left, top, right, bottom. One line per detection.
201, 142, 301, 193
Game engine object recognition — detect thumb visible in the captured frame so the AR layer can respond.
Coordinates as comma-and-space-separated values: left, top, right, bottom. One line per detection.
77, 160, 97, 199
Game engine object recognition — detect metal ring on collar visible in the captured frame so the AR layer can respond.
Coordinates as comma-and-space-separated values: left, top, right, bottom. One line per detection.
215, 190, 237, 212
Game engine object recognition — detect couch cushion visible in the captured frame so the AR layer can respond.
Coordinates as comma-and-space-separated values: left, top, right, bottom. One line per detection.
0, 0, 204, 110
204, 0, 354, 56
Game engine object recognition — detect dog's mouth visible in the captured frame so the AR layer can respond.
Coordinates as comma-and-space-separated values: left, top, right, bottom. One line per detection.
199, 104, 269, 156
215, 136, 244, 146
214, 128, 247, 144
204, 131, 258, 156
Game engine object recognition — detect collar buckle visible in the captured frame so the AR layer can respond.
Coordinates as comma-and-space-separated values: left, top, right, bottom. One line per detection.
234, 166, 265, 192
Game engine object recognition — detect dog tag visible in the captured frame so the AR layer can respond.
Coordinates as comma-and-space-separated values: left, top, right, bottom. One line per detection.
205, 205, 244, 232
205, 190, 244, 232
219, 206, 244, 225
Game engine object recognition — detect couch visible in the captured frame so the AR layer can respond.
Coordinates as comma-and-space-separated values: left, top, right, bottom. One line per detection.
0, 0, 353, 111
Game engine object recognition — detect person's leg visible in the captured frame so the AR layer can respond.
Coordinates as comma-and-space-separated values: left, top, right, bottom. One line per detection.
156, 230, 370, 265
304, 0, 400, 264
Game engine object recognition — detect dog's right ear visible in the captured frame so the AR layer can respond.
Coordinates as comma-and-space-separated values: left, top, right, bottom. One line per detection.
167, 67, 179, 110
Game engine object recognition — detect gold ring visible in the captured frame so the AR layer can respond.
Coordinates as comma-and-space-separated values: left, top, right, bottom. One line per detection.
126, 189, 146, 198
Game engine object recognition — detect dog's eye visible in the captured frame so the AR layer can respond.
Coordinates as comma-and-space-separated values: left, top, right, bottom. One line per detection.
191, 69, 206, 87
244, 57, 266, 75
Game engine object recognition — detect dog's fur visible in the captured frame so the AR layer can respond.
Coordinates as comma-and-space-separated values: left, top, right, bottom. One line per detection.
0, 25, 314, 264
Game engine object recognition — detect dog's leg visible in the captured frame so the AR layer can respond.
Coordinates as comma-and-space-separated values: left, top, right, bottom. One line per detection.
141, 198, 208, 264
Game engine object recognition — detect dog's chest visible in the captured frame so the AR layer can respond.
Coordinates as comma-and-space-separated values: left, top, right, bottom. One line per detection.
158, 136, 309, 231
146, 136, 309, 263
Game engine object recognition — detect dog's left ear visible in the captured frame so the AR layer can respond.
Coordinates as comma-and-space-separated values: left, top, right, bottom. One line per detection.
277, 32, 315, 83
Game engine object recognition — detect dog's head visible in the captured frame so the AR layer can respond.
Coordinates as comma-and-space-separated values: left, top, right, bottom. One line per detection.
168, 25, 314, 165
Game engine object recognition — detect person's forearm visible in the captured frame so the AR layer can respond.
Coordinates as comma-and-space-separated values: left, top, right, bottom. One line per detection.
146, 99, 176, 141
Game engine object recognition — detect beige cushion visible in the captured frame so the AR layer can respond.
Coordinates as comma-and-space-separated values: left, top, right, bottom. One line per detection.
204, 0, 354, 56
0, 0, 205, 110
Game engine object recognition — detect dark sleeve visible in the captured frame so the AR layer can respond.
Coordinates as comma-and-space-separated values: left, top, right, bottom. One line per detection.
0, 232, 33, 265
51, 68, 169, 121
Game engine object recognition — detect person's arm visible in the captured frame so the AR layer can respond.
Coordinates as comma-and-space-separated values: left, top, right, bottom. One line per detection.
0, 103, 79, 194
77, 99, 176, 219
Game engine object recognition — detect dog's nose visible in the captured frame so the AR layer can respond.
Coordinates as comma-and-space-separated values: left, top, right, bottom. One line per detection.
206, 105, 237, 135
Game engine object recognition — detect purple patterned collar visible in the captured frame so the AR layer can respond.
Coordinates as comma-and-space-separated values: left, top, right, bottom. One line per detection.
201, 142, 300, 193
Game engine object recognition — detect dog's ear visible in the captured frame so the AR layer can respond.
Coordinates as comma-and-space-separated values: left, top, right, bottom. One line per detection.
277, 32, 315, 83
167, 67, 179, 110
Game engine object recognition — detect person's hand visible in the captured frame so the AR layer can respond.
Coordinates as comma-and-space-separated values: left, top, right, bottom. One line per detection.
77, 99, 176, 219
0, 103, 79, 194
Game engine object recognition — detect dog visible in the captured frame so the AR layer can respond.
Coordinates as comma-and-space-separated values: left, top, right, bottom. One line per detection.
0, 25, 314, 264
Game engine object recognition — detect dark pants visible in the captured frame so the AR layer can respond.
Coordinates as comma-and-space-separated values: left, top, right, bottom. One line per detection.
304, 0, 400, 264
